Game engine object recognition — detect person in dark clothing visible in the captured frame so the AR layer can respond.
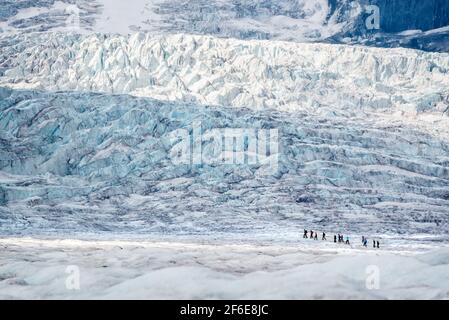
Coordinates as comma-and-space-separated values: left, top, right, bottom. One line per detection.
322, 232, 326, 240
373, 240, 376, 248
314, 233, 318, 240
310, 230, 314, 239
377, 241, 380, 249
337, 234, 341, 243
363, 238, 368, 247
362, 236, 365, 244
303, 229, 308, 238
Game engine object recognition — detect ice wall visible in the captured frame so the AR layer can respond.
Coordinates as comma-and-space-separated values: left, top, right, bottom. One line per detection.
1, 33, 449, 116
1, 87, 448, 236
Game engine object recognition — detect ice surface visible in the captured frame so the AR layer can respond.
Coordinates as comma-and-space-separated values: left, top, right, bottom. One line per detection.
0, 32, 448, 239
0, 84, 449, 238
0, 238, 449, 299
1, 1, 449, 301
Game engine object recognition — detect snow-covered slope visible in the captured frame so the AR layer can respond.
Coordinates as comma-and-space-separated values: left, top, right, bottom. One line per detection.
1, 238, 449, 299
1, 1, 449, 52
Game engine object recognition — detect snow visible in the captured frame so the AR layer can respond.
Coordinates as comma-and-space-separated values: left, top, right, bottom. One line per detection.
1, 237, 448, 299
0, 0, 341, 39
1, 1, 448, 52
93, 0, 162, 34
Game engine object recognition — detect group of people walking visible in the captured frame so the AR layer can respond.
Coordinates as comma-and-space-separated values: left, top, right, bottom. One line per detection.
303, 229, 380, 248
362, 236, 380, 248
335, 233, 350, 245
303, 229, 327, 241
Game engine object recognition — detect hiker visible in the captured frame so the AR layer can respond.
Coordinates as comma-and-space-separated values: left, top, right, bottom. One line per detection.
314, 233, 318, 240
362, 236, 365, 244
345, 236, 350, 245
373, 240, 376, 248
310, 230, 314, 239
363, 238, 368, 247
377, 241, 380, 249
334, 235, 337, 243
337, 234, 341, 243
322, 232, 326, 240
303, 229, 308, 238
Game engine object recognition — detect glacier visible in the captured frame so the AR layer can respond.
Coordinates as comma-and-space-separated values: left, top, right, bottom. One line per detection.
1, 33, 449, 116
1, 34, 449, 239
1, 2, 449, 301
1, 84, 449, 238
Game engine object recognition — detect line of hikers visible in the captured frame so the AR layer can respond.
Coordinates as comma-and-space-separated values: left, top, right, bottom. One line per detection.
362, 236, 380, 249
303, 229, 380, 248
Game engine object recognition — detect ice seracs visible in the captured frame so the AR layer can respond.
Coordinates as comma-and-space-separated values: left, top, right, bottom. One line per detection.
0, 21, 449, 239
0, 86, 449, 237
1, 33, 449, 119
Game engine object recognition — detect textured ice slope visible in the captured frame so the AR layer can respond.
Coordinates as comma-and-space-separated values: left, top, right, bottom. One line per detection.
1, 33, 449, 117
1, 86, 449, 237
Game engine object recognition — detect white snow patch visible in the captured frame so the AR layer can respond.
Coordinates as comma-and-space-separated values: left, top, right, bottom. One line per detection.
0, 238, 448, 299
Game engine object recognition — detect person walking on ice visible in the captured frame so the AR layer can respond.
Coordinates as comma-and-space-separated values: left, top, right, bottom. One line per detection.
334, 235, 337, 243
345, 236, 350, 245
322, 232, 326, 240
303, 229, 308, 238
373, 240, 376, 248
314, 233, 318, 240
377, 241, 380, 248
310, 230, 314, 239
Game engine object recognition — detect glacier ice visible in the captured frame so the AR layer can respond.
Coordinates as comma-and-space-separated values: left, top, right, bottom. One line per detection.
1, 32, 449, 117
0, 83, 449, 237
0, 32, 448, 238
